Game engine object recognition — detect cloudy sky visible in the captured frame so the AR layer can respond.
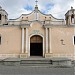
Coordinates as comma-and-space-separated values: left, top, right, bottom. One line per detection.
0, 0, 74, 19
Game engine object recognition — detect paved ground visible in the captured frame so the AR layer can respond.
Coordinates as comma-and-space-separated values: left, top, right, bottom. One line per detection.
74, 67, 75, 75
0, 65, 74, 75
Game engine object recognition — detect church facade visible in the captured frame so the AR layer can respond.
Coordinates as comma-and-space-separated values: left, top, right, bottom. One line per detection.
0, 5, 75, 60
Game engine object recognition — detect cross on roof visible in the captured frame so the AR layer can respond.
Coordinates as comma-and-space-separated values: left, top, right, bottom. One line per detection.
35, 0, 38, 6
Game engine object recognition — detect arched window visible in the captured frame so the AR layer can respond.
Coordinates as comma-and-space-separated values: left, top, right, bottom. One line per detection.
0, 36, 1, 45
5, 15, 7, 19
71, 14, 74, 24
0, 14, 1, 20
74, 36, 75, 45
66, 16, 68, 24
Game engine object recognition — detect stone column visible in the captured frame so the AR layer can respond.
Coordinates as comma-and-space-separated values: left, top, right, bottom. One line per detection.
49, 28, 52, 53
22, 28, 24, 53
26, 28, 28, 53
46, 28, 48, 53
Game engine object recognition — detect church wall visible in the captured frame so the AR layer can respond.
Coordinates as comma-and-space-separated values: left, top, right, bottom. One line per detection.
0, 25, 74, 59
28, 22, 45, 36
51, 27, 74, 59
14, 12, 35, 21
0, 6, 75, 60
28, 21, 45, 56
0, 26, 21, 57
38, 12, 63, 21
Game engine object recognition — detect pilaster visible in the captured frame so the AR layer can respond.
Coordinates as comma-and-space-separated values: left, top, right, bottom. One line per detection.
49, 28, 52, 53
26, 28, 28, 53
45, 28, 52, 58
20, 27, 28, 58
22, 27, 24, 53
46, 28, 48, 53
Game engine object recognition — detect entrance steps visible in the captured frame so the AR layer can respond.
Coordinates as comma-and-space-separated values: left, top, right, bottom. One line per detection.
20, 58, 52, 66
0, 57, 72, 67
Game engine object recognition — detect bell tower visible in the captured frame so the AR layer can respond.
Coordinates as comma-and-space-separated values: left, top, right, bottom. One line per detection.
0, 6, 8, 25
65, 7, 75, 25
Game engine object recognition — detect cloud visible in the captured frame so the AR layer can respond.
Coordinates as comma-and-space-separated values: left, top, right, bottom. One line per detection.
39, 0, 74, 19
0, 0, 74, 19
24, 5, 33, 11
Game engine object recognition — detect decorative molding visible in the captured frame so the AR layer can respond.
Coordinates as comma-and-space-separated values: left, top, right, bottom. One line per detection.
29, 33, 45, 57
29, 30, 44, 36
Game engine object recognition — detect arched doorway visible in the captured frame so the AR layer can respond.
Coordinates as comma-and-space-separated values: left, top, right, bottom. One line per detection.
30, 35, 43, 56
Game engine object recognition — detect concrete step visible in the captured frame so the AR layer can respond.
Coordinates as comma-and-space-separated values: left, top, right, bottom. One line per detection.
20, 60, 52, 64
20, 59, 52, 66
0, 57, 72, 67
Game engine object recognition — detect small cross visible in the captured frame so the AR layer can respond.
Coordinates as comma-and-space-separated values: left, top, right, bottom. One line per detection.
60, 39, 65, 45
35, 0, 38, 6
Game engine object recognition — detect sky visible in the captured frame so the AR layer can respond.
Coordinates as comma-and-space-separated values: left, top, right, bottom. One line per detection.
0, 0, 74, 19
